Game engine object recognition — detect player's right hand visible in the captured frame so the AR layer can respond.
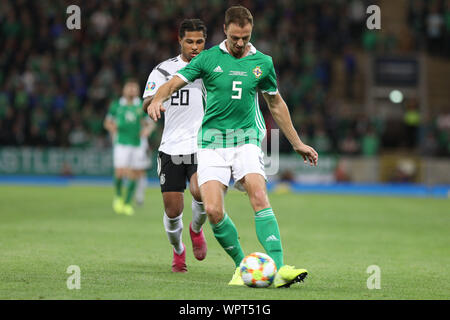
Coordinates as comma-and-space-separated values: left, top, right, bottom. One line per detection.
147, 100, 166, 121
107, 122, 117, 134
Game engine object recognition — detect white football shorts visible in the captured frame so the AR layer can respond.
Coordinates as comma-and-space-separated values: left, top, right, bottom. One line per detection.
134, 138, 152, 170
113, 143, 149, 170
197, 143, 266, 191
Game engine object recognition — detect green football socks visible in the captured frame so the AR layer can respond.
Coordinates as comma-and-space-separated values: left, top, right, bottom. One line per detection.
114, 176, 123, 197
124, 180, 137, 204
210, 213, 245, 268
255, 208, 284, 269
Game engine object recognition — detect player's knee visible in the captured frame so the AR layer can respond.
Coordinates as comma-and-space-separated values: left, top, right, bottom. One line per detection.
162, 192, 184, 217
250, 189, 270, 210
204, 204, 223, 224
115, 169, 125, 178
126, 169, 138, 180
165, 206, 183, 218
191, 189, 202, 202
164, 201, 184, 218
189, 175, 202, 202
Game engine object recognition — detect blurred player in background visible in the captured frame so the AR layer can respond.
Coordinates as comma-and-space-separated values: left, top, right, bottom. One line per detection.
142, 19, 208, 272
147, 7, 318, 287
104, 79, 154, 216
134, 134, 154, 206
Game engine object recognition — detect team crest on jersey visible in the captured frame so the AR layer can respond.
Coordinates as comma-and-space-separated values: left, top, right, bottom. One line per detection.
160, 173, 166, 185
146, 82, 156, 91
125, 111, 136, 122
253, 66, 262, 78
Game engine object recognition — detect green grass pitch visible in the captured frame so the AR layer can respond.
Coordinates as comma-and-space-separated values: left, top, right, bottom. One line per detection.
0, 185, 449, 300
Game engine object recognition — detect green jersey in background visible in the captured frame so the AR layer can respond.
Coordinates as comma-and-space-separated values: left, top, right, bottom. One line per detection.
107, 97, 145, 147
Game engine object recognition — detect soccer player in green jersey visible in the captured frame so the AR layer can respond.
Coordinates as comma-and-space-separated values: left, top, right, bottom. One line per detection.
104, 79, 154, 216
147, 6, 318, 288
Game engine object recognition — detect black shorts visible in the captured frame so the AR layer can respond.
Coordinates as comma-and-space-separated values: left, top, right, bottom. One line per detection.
157, 151, 198, 193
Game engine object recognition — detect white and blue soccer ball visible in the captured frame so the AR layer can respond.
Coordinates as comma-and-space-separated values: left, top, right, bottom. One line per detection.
239, 252, 277, 288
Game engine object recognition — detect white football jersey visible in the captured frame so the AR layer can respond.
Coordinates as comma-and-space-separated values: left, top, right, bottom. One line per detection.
143, 55, 205, 155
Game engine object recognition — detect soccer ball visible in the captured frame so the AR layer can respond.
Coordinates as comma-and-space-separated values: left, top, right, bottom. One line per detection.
239, 252, 277, 288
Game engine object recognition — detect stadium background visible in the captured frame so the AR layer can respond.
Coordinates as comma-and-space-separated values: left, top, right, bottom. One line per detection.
0, 0, 449, 193
1, 0, 450, 195
0, 0, 449, 301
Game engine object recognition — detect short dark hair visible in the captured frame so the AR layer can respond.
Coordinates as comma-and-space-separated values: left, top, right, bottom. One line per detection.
179, 19, 207, 39
124, 78, 139, 86
225, 6, 253, 28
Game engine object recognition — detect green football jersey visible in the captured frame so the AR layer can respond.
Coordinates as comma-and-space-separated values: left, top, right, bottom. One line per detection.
107, 97, 145, 146
176, 41, 278, 149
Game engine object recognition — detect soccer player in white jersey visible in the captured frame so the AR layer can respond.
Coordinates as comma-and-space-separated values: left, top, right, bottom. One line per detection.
147, 7, 319, 288
142, 19, 208, 272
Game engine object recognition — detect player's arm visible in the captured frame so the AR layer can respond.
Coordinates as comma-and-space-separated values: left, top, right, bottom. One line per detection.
142, 96, 153, 114
140, 117, 156, 137
262, 92, 318, 166
104, 118, 116, 132
103, 115, 117, 134
147, 76, 187, 121
104, 100, 118, 134
103, 116, 117, 145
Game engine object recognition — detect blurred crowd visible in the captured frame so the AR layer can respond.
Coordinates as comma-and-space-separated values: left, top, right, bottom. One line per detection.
0, 0, 449, 157
408, 0, 450, 56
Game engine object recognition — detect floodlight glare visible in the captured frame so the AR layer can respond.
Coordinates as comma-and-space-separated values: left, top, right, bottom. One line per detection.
389, 90, 404, 104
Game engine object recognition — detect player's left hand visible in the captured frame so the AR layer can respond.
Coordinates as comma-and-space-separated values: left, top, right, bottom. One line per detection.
294, 143, 318, 166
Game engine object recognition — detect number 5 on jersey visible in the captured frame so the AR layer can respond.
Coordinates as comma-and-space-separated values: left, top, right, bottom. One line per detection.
232, 81, 242, 100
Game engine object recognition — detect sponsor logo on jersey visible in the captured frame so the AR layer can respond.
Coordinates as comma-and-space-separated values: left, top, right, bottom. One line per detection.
213, 66, 223, 73
146, 81, 156, 91
253, 66, 262, 78
229, 71, 248, 77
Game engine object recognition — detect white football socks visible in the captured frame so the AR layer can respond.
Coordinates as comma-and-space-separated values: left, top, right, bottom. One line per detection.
135, 176, 147, 204
191, 199, 206, 234
163, 212, 184, 255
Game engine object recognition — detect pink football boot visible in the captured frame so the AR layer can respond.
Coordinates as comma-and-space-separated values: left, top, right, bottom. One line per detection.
189, 222, 207, 261
172, 243, 187, 273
